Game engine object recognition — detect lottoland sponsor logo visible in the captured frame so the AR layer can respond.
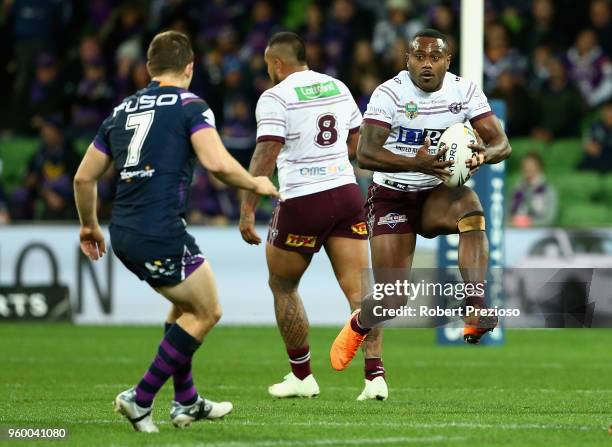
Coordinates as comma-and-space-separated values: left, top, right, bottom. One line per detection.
295, 81, 341, 101
299, 163, 350, 176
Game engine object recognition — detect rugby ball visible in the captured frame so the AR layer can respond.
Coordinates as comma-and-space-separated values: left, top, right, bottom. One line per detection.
439, 122, 477, 187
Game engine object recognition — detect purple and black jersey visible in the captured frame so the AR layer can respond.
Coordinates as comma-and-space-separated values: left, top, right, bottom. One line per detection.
93, 81, 215, 237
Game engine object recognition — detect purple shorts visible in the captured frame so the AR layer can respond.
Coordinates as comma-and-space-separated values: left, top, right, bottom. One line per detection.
110, 225, 205, 287
365, 183, 435, 238
268, 183, 368, 254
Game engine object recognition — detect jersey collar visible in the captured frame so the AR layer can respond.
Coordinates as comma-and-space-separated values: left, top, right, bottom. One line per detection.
283, 69, 310, 83
148, 80, 185, 89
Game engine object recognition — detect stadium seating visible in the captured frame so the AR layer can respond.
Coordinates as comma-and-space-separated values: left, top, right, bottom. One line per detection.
0, 137, 92, 195
551, 171, 602, 202
602, 175, 612, 204
547, 140, 585, 172
75, 139, 90, 156
0, 138, 39, 194
558, 202, 610, 227
504, 138, 611, 226
504, 137, 547, 173
2, 136, 610, 226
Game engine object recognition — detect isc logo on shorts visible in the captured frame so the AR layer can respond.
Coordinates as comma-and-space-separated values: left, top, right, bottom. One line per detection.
351, 222, 368, 235
285, 234, 317, 248
378, 213, 407, 229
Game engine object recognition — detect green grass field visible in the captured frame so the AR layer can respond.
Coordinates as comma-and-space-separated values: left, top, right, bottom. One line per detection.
1, 325, 611, 446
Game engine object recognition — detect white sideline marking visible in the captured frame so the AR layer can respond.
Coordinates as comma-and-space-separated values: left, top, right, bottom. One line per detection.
6, 382, 612, 396
109, 436, 464, 447
92, 384, 133, 389
73, 419, 600, 431
410, 360, 568, 369
3, 356, 138, 365
227, 421, 597, 431
382, 387, 612, 395
79, 419, 171, 425
211, 384, 612, 395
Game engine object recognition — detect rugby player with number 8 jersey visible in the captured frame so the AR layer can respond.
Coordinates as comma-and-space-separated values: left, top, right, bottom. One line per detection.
239, 32, 387, 401
330, 29, 512, 371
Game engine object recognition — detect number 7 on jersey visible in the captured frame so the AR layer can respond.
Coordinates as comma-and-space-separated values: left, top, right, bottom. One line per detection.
124, 110, 155, 167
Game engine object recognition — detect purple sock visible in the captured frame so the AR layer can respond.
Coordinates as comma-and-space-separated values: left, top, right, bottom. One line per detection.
135, 323, 200, 408
163, 323, 198, 406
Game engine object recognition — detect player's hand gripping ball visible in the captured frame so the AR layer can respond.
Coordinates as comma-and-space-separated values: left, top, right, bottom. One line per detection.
438, 122, 478, 187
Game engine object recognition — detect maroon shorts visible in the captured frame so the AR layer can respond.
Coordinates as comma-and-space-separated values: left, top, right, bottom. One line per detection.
268, 183, 368, 254
365, 183, 435, 238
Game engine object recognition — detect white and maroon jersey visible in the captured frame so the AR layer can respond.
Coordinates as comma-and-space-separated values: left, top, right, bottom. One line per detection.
363, 71, 493, 191
256, 70, 362, 199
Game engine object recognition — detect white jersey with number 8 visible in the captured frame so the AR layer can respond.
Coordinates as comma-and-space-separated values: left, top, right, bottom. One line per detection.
256, 70, 362, 199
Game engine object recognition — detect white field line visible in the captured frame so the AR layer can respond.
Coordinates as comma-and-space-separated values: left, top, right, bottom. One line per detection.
208, 384, 612, 394
221, 421, 600, 431
6, 358, 612, 370
58, 419, 602, 431
6, 383, 610, 396
108, 435, 466, 447
2, 357, 138, 365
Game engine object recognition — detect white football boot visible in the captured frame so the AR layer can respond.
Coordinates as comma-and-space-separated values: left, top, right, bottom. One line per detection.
356, 376, 388, 401
171, 396, 233, 428
268, 373, 320, 398
113, 387, 159, 433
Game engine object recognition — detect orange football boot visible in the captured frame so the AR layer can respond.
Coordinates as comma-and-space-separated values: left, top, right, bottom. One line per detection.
330, 309, 368, 371
463, 305, 498, 344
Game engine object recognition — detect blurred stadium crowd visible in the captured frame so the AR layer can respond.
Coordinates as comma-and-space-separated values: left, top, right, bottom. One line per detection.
0, 0, 610, 226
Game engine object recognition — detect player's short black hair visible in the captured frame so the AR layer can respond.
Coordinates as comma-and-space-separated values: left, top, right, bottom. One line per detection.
411, 28, 448, 46
267, 32, 307, 64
